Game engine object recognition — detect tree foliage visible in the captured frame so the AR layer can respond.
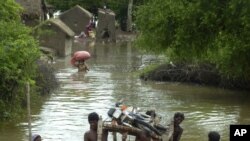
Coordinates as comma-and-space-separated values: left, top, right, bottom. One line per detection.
0, 0, 40, 120
0, 0, 22, 22
47, 0, 103, 15
135, 0, 250, 80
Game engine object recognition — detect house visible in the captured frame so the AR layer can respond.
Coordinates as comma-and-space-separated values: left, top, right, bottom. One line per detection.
35, 18, 75, 57
15, 0, 50, 25
59, 5, 92, 35
96, 8, 116, 42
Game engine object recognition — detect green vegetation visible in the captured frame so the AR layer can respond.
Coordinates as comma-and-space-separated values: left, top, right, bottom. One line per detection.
46, 0, 103, 13
0, 0, 41, 120
135, 0, 250, 83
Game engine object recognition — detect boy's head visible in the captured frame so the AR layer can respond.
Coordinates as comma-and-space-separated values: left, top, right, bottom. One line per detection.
88, 112, 99, 130
32, 134, 41, 141
174, 112, 185, 125
88, 112, 99, 123
208, 131, 220, 141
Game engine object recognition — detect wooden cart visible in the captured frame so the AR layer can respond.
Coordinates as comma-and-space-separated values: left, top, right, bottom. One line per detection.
97, 116, 174, 141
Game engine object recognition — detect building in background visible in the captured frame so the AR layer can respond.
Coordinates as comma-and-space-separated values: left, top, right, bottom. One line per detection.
96, 8, 116, 42
35, 19, 75, 57
59, 5, 92, 35
15, 0, 52, 26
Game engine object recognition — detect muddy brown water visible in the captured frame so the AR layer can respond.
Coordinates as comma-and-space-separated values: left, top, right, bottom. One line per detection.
0, 41, 249, 141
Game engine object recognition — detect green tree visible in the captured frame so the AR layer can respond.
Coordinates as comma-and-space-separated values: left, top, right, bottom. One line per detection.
0, 0, 22, 22
135, 0, 250, 80
47, 0, 103, 14
0, 0, 40, 120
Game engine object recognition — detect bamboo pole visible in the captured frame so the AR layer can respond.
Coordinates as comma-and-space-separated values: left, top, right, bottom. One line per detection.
26, 82, 32, 141
97, 116, 103, 141
127, 0, 133, 32
112, 120, 117, 141
113, 132, 117, 141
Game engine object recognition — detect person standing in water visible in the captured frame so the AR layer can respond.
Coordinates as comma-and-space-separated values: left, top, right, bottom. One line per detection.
76, 60, 89, 72
170, 112, 185, 141
84, 112, 108, 141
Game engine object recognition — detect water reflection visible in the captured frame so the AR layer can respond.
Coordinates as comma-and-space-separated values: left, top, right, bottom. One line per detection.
0, 41, 249, 141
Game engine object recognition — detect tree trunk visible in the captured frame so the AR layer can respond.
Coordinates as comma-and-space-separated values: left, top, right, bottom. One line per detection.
127, 0, 133, 32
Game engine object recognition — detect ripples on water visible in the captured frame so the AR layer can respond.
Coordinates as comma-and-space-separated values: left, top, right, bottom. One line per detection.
27, 43, 250, 141
27, 65, 113, 141
0, 42, 249, 141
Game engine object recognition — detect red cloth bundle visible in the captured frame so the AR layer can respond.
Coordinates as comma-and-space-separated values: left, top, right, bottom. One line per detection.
71, 51, 91, 66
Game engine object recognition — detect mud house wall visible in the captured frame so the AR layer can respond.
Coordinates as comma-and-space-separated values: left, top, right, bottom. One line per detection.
59, 7, 92, 35
64, 37, 73, 56
39, 25, 72, 57
107, 14, 116, 42
96, 9, 116, 42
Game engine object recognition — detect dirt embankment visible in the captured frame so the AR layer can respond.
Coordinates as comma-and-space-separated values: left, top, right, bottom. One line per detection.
140, 63, 250, 91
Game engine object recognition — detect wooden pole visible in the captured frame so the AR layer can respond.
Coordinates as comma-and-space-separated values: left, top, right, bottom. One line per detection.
26, 82, 32, 141
113, 132, 117, 141
112, 119, 117, 141
127, 0, 133, 32
97, 116, 103, 141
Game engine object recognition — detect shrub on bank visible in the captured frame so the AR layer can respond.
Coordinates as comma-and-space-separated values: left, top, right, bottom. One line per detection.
0, 0, 58, 121
0, 60, 59, 121
35, 61, 59, 96
140, 63, 250, 90
135, 0, 250, 85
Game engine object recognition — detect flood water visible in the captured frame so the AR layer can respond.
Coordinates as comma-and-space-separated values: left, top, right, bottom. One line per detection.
0, 40, 250, 141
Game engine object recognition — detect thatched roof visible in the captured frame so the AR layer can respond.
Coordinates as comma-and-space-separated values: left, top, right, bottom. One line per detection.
38, 18, 75, 37
50, 18, 75, 36
60, 5, 92, 18
98, 8, 115, 16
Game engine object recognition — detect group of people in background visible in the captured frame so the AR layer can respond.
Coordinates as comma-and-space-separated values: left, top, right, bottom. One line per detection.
76, 16, 97, 39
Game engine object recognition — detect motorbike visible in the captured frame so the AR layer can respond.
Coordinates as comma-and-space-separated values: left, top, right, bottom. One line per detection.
107, 101, 168, 136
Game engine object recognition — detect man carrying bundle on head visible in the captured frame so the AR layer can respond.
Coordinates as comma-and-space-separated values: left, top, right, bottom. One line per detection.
71, 51, 91, 72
